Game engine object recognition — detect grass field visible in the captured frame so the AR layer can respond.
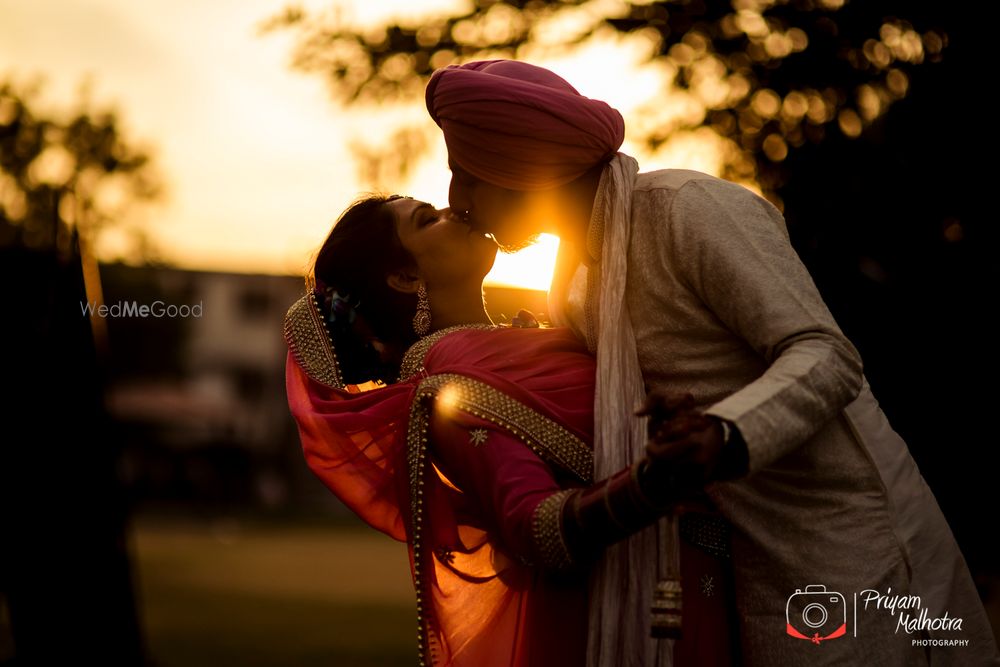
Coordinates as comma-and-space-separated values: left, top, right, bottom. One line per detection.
132, 513, 418, 667
73, 512, 1000, 665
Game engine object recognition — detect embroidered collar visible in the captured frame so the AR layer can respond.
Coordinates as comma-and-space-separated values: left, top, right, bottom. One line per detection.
283, 292, 345, 388
398, 323, 499, 382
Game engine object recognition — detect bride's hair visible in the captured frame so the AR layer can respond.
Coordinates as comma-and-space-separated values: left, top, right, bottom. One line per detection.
311, 194, 420, 385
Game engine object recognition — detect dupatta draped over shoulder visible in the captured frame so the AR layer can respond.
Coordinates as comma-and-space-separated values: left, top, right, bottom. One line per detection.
284, 293, 597, 666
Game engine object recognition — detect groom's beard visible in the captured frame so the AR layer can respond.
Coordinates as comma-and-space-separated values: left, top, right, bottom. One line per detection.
495, 233, 541, 254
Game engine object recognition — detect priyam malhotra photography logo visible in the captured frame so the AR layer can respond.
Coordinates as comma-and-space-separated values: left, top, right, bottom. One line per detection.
785, 584, 968, 648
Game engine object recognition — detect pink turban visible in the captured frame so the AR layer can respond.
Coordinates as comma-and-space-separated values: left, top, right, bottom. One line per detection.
425, 60, 625, 191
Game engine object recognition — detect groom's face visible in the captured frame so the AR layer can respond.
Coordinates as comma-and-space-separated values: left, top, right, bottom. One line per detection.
448, 160, 540, 253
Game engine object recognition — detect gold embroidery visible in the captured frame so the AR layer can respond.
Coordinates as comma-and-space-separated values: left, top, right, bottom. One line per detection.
700, 574, 716, 597
582, 167, 607, 353
406, 382, 436, 666
405, 373, 594, 664
586, 167, 607, 264
679, 512, 731, 559
398, 323, 499, 382
469, 429, 488, 447
531, 489, 575, 570
419, 374, 593, 484
283, 292, 344, 388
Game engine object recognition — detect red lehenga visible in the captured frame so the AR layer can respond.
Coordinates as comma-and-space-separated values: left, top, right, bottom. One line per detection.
285, 294, 596, 666
284, 294, 736, 666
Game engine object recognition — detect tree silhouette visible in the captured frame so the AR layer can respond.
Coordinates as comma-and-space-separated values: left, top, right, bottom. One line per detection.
262, 0, 948, 198
0, 79, 152, 663
0, 79, 162, 261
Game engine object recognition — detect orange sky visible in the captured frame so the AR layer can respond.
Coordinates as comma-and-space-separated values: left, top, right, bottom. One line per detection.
1, 0, 726, 289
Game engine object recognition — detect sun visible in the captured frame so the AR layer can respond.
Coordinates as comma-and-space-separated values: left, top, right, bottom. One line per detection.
483, 234, 560, 292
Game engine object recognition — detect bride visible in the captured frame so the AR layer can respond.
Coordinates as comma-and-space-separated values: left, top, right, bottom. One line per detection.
284, 195, 735, 666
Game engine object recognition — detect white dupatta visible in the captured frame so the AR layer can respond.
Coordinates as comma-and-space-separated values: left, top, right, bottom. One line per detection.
550, 153, 677, 667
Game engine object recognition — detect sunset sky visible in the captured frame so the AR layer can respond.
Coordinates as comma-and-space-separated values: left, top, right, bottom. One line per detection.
1, 0, 726, 289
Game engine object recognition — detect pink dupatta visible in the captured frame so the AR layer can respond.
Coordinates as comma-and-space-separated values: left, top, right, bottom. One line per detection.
285, 294, 596, 665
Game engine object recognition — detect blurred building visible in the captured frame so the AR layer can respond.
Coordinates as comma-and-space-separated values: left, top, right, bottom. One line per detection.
99, 263, 328, 514
97, 264, 549, 516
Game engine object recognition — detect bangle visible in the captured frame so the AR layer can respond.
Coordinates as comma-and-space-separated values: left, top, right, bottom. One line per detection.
632, 459, 674, 510
719, 419, 732, 445
715, 419, 749, 479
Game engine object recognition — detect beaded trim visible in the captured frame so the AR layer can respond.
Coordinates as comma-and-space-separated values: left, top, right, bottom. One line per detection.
283, 293, 344, 389
406, 379, 438, 666
531, 489, 575, 570
405, 373, 594, 664
398, 323, 499, 382
586, 165, 607, 264
417, 374, 593, 484
679, 512, 732, 560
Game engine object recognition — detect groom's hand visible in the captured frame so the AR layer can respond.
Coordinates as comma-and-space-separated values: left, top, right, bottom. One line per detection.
636, 391, 727, 487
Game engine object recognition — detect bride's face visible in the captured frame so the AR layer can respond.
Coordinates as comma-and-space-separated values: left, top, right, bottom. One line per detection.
389, 198, 498, 290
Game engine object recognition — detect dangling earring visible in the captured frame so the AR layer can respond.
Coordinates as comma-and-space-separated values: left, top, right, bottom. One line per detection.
412, 283, 431, 336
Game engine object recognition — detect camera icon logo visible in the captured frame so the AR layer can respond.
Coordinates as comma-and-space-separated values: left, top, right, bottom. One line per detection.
786, 584, 848, 644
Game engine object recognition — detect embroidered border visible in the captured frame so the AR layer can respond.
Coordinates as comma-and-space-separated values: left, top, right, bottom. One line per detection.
398, 324, 498, 382
582, 166, 607, 353
406, 382, 437, 666
419, 374, 593, 484
282, 293, 344, 389
531, 489, 575, 570
405, 373, 594, 664
679, 512, 732, 560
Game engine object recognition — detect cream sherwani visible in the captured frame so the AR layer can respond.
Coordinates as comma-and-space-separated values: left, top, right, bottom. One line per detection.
551, 168, 999, 666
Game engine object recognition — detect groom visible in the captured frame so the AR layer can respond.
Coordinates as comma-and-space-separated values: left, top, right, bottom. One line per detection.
425, 60, 999, 666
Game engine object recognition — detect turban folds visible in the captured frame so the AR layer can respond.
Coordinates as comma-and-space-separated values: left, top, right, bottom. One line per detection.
425, 60, 625, 191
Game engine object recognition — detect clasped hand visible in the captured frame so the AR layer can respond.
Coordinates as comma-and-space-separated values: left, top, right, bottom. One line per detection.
635, 391, 728, 500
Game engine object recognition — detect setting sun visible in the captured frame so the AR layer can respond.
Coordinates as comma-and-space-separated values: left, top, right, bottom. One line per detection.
1, 0, 721, 289
485, 233, 560, 291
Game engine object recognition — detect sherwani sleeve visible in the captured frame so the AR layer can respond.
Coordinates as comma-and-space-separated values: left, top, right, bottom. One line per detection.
428, 406, 562, 563
663, 178, 864, 473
